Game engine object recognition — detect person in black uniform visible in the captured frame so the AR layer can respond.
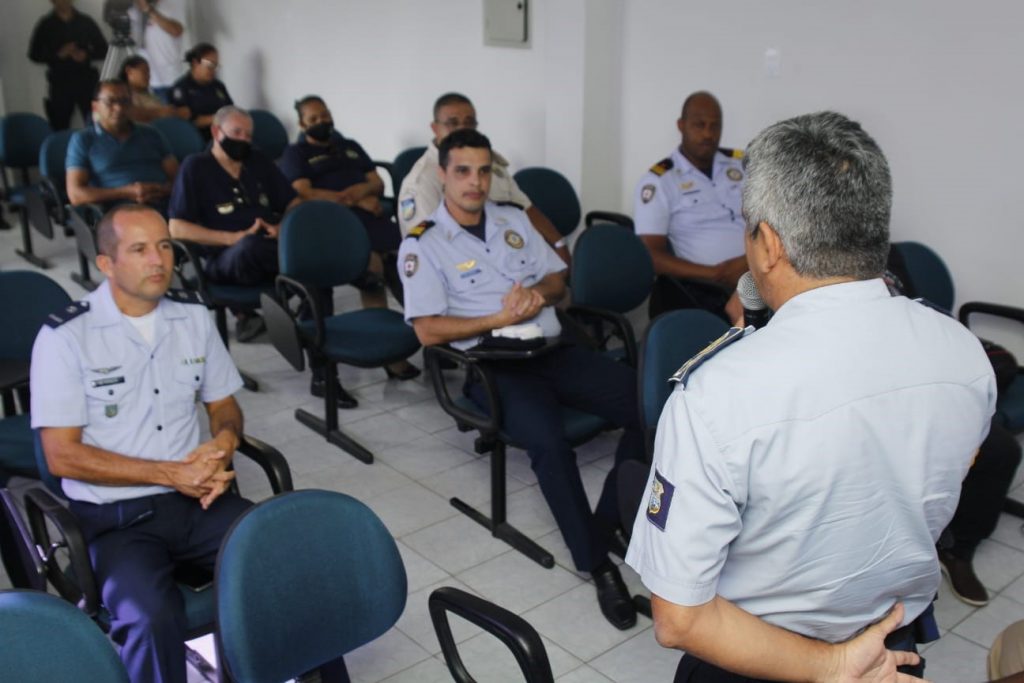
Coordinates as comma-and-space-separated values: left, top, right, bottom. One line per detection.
28, 0, 108, 130
278, 95, 418, 380
168, 43, 232, 141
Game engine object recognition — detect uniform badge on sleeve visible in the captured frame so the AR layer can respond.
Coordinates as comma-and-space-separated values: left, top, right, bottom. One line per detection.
403, 253, 418, 277
641, 184, 656, 203
647, 468, 675, 531
400, 197, 416, 222
504, 230, 524, 249
726, 168, 743, 182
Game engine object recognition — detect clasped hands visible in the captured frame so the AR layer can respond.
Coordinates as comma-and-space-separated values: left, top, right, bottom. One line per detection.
499, 282, 545, 326
168, 435, 237, 510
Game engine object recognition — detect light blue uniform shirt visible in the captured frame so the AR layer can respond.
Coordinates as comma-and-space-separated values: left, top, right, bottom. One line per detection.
66, 122, 172, 189
634, 147, 745, 265
30, 281, 243, 504
626, 279, 996, 642
398, 201, 566, 350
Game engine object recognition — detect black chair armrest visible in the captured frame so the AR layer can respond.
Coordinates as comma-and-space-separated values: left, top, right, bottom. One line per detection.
237, 435, 293, 494
23, 487, 100, 616
171, 239, 215, 303
565, 304, 638, 367
584, 210, 633, 229
959, 301, 1024, 328
38, 177, 69, 226
0, 488, 46, 590
423, 345, 501, 436
429, 586, 554, 683
274, 274, 325, 348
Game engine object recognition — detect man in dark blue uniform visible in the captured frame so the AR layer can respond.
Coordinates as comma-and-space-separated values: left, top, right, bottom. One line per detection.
66, 80, 178, 214
399, 129, 644, 630
279, 95, 417, 381
28, 0, 108, 130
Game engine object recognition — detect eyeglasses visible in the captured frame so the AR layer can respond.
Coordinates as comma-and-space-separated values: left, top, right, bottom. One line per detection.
437, 117, 478, 129
200, 58, 220, 70
96, 97, 131, 107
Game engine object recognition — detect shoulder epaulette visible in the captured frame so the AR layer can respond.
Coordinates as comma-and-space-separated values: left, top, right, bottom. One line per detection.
165, 289, 206, 305
649, 157, 673, 176
912, 297, 952, 317
45, 301, 90, 328
408, 220, 435, 239
496, 201, 525, 211
669, 326, 748, 388
719, 147, 744, 159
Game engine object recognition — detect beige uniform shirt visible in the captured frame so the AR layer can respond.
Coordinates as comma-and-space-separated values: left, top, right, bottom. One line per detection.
397, 142, 532, 236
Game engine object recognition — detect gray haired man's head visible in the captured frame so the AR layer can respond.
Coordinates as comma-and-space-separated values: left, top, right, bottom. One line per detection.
742, 111, 891, 280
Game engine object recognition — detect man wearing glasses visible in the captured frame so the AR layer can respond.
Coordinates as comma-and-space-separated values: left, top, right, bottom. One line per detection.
66, 79, 178, 214
397, 92, 568, 264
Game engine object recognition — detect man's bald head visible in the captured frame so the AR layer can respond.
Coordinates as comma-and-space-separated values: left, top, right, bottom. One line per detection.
678, 91, 723, 170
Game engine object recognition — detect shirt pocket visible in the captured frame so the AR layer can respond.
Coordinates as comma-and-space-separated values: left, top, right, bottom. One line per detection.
501, 249, 542, 285
85, 374, 134, 423
169, 363, 204, 418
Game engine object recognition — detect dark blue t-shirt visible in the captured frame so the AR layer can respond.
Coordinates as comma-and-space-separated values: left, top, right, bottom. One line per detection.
168, 150, 296, 233
278, 133, 375, 191
66, 123, 171, 188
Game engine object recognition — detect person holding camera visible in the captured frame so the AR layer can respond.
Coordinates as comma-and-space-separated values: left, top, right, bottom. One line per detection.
128, 0, 187, 102
28, 0, 109, 130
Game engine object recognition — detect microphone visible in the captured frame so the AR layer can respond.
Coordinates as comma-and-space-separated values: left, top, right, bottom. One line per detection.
736, 271, 772, 329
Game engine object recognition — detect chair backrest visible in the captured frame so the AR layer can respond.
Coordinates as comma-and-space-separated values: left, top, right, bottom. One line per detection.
249, 109, 289, 161
392, 145, 427, 195
38, 129, 76, 196
279, 200, 370, 288
0, 590, 130, 682
215, 490, 407, 683
891, 241, 955, 311
639, 309, 730, 432
0, 113, 52, 171
150, 117, 205, 162
570, 222, 654, 313
0, 271, 71, 361
513, 166, 582, 237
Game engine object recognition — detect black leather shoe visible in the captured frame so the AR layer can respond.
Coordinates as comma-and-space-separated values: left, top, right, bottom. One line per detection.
592, 562, 636, 630
938, 548, 989, 606
310, 377, 358, 409
384, 362, 421, 381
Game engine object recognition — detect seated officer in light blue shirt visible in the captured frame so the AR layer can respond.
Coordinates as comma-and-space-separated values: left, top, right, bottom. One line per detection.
66, 79, 178, 214
399, 129, 645, 632
30, 204, 251, 683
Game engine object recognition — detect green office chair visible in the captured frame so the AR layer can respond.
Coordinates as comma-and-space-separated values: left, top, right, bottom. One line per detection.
513, 167, 581, 237
215, 490, 406, 683
250, 109, 289, 161
1, 113, 54, 269
151, 116, 205, 162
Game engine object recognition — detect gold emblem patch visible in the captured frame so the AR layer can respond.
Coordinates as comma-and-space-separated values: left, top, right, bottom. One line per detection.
648, 479, 664, 515
504, 230, 524, 249
726, 168, 743, 182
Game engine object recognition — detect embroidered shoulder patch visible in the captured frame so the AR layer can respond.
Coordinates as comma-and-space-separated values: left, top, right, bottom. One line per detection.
45, 301, 90, 328
670, 326, 748, 388
646, 468, 675, 531
408, 220, 435, 239
649, 157, 674, 176
719, 147, 744, 159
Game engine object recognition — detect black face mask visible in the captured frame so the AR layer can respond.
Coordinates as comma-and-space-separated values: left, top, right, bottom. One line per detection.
219, 135, 251, 161
305, 122, 333, 143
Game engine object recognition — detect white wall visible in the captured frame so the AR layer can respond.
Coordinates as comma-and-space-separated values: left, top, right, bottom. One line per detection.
3, 0, 1023, 344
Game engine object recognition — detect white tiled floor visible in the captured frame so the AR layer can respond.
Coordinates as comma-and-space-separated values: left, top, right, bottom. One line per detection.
2, 218, 1023, 682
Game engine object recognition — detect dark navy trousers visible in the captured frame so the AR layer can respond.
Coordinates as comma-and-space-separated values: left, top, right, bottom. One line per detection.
467, 345, 645, 572
205, 233, 279, 286
71, 492, 252, 683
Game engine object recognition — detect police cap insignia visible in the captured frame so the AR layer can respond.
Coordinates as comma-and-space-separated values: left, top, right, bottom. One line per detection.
504, 230, 525, 249
649, 157, 674, 176
403, 253, 419, 277
641, 184, 656, 203
408, 220, 435, 239
45, 301, 90, 328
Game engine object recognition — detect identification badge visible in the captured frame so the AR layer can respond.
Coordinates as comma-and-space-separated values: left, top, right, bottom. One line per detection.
216, 202, 235, 215
91, 376, 125, 388
504, 230, 524, 249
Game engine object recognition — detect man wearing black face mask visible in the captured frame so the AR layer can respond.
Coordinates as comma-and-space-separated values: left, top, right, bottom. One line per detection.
168, 105, 299, 341
278, 95, 418, 380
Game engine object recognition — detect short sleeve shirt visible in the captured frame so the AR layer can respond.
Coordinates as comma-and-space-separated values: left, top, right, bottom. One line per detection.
30, 281, 244, 505
397, 143, 533, 236
128, 0, 188, 88
278, 133, 374, 191
625, 279, 996, 642
66, 123, 172, 189
634, 147, 746, 265
169, 74, 232, 136
168, 150, 296, 232
399, 201, 565, 350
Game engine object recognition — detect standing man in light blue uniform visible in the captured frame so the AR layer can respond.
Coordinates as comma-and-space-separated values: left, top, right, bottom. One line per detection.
30, 204, 251, 683
626, 112, 996, 681
635, 91, 748, 319
399, 129, 645, 631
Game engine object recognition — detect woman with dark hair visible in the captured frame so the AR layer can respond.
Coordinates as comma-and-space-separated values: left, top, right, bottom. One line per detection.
168, 43, 232, 140
119, 55, 188, 123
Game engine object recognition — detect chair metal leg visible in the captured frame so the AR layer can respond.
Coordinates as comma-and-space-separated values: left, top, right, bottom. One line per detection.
450, 443, 555, 568
294, 365, 373, 463
15, 209, 51, 269
69, 251, 99, 291
239, 371, 259, 392
633, 595, 652, 619
184, 645, 217, 682
216, 307, 259, 392
1004, 497, 1024, 520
